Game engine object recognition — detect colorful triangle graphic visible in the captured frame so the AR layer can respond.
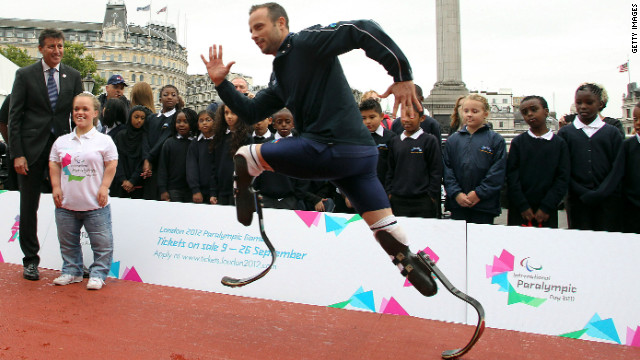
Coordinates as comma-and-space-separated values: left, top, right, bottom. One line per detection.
346, 214, 362, 224
294, 210, 322, 228
122, 266, 143, 282
380, 297, 409, 316
0, 250, 4, 263
585, 314, 621, 344
324, 214, 348, 236
109, 261, 121, 279
626, 326, 640, 347
328, 299, 351, 309
558, 328, 589, 339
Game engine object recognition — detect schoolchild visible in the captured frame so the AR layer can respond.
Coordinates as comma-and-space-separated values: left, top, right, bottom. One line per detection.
390, 85, 442, 147
558, 83, 623, 232
507, 96, 569, 228
360, 98, 396, 187
142, 85, 180, 200
620, 102, 640, 233
157, 108, 197, 203
187, 110, 216, 204
386, 103, 442, 218
443, 94, 506, 224
559, 83, 625, 137
252, 117, 273, 143
114, 105, 152, 199
254, 108, 304, 209
209, 104, 251, 205
101, 98, 127, 139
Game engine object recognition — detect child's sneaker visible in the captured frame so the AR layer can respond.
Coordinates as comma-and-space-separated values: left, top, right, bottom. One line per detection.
53, 274, 83, 286
86, 277, 105, 290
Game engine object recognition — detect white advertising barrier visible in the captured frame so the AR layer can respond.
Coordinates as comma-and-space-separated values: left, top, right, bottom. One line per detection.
0, 191, 468, 324
467, 223, 640, 346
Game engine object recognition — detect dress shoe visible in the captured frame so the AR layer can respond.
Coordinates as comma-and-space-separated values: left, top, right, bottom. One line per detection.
23, 263, 40, 281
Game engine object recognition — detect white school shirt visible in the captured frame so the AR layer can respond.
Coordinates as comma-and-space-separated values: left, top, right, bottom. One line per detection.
527, 129, 554, 140
400, 128, 424, 141
573, 116, 605, 138
49, 127, 118, 211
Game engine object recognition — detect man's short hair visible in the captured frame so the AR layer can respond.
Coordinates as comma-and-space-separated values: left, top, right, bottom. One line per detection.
38, 28, 65, 47
250, 2, 289, 29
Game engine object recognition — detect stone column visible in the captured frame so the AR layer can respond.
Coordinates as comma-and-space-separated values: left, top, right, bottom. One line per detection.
425, 0, 469, 132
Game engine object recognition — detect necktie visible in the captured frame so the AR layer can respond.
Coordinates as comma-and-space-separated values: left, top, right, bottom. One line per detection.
47, 68, 58, 111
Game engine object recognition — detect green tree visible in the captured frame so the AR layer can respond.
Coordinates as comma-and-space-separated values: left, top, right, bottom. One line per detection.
0, 45, 36, 67
61, 42, 105, 95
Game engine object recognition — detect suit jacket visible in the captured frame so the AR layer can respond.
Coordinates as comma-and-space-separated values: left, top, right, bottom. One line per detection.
8, 60, 83, 163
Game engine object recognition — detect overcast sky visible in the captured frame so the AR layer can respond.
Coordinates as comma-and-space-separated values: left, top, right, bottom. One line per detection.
2, 0, 636, 117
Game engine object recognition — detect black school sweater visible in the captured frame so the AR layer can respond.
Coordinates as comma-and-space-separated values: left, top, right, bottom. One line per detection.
157, 136, 190, 193
186, 137, 214, 196
558, 123, 622, 197
386, 131, 442, 199
372, 128, 396, 186
506, 133, 570, 214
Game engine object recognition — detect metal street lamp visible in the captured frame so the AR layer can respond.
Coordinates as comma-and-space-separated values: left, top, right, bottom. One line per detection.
82, 74, 95, 93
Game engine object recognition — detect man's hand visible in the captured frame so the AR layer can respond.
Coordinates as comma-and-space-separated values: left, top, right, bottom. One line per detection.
14, 156, 28, 175
200, 45, 236, 86
379, 80, 422, 119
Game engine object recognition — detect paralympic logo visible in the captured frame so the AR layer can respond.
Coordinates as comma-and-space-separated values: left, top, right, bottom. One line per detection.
520, 257, 543, 272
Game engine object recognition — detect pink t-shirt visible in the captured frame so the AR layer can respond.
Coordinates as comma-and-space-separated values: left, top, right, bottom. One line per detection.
49, 127, 118, 211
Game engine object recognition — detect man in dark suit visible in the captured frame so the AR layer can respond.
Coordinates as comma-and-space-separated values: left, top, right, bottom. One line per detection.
8, 28, 82, 280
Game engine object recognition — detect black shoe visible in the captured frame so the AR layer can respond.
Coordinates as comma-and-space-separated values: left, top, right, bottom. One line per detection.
83, 265, 90, 278
375, 230, 438, 297
233, 154, 255, 226
23, 263, 40, 281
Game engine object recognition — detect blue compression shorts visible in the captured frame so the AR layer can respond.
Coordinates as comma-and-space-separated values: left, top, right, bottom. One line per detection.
259, 137, 390, 214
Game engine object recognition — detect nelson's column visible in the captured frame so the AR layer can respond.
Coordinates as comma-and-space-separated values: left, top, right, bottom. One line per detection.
425, 0, 469, 132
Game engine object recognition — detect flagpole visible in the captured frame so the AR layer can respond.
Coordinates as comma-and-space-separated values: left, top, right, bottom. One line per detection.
149, 0, 152, 37
628, 56, 631, 85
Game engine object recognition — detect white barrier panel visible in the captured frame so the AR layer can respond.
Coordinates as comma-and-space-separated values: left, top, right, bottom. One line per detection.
467, 224, 640, 346
0, 191, 468, 324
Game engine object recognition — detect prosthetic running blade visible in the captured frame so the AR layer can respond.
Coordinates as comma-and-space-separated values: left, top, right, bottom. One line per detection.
221, 185, 277, 287
418, 252, 485, 359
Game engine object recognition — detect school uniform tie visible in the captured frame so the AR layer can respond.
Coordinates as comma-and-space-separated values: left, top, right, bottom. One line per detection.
47, 68, 58, 111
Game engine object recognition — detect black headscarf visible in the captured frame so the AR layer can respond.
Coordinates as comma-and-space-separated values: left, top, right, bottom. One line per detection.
121, 105, 152, 157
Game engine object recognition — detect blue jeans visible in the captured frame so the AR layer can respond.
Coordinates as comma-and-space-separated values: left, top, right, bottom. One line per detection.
55, 205, 113, 280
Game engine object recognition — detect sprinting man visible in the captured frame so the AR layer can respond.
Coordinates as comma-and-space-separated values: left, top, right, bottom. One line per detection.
201, 2, 437, 297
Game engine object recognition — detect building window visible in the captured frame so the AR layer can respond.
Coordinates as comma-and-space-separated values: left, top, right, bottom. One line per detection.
102, 53, 106, 60
132, 74, 136, 82
110, 54, 114, 61
492, 99, 497, 104
159, 60, 163, 66
152, 58, 156, 65
502, 99, 508, 104
15, 31, 24, 38
499, 121, 504, 128
118, 54, 122, 62
140, 75, 144, 82
5, 30, 14, 37
141, 56, 145, 64
627, 109, 632, 118
100, 72, 106, 79
133, 55, 137, 62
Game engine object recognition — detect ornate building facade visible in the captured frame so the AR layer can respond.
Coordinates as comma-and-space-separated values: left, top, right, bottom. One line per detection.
0, 1, 189, 104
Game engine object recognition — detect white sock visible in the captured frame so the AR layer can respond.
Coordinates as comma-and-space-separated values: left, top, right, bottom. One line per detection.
370, 215, 410, 246
236, 145, 265, 177
371, 216, 410, 271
